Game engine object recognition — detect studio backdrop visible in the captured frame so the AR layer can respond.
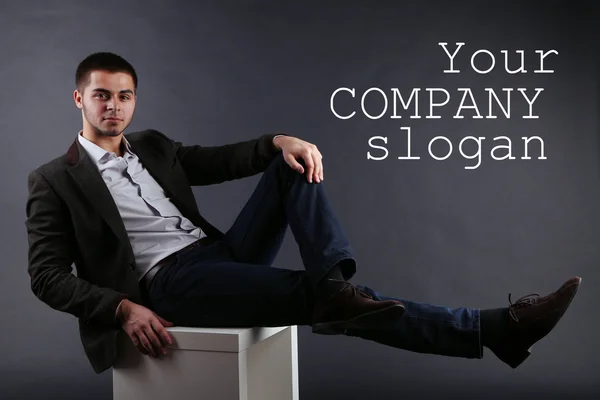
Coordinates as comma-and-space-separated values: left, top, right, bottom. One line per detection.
0, 1, 598, 399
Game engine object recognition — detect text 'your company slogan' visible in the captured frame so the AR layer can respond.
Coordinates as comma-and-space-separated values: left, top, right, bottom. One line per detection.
329, 42, 558, 170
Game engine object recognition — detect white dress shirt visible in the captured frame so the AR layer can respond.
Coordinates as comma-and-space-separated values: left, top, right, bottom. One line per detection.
77, 132, 206, 283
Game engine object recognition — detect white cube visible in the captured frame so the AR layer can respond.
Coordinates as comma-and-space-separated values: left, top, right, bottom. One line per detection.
113, 325, 299, 400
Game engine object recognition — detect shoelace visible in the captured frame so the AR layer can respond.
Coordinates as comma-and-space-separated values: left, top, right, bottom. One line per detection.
343, 284, 373, 299
507, 292, 540, 322
330, 279, 374, 300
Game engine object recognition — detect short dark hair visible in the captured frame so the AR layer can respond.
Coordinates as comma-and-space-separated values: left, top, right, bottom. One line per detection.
75, 52, 138, 92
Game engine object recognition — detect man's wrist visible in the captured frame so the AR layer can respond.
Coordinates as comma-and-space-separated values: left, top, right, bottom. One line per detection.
272, 134, 285, 150
115, 298, 128, 322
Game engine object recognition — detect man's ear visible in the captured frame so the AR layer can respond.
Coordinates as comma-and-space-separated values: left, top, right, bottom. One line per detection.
73, 89, 83, 109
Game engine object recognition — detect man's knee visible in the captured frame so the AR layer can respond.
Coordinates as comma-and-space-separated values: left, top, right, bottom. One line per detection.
269, 152, 299, 174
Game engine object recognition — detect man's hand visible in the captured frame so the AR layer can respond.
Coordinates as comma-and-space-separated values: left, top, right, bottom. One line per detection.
117, 299, 174, 358
273, 136, 323, 183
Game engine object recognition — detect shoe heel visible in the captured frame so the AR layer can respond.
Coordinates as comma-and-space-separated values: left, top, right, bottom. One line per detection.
502, 347, 532, 369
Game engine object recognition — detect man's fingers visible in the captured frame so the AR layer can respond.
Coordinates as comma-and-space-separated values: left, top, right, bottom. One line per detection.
312, 152, 322, 183
284, 153, 304, 174
303, 151, 315, 183
278, 139, 324, 182
135, 330, 156, 357
317, 150, 323, 181
143, 325, 166, 356
129, 324, 168, 357
129, 333, 148, 355
151, 319, 173, 347
135, 341, 149, 356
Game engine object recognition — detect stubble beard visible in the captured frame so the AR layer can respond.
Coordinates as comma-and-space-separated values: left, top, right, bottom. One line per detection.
82, 104, 130, 137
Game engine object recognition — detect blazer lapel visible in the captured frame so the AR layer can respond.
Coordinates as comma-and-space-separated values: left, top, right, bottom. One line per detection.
126, 135, 200, 222
127, 133, 224, 239
66, 137, 134, 261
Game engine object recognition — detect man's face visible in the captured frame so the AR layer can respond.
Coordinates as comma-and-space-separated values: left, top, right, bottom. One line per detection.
74, 70, 136, 137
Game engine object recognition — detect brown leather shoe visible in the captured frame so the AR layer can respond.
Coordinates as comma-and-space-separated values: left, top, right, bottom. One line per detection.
312, 280, 405, 335
491, 276, 582, 368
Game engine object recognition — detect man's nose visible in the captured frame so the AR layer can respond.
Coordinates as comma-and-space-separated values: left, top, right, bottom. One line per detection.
106, 99, 121, 111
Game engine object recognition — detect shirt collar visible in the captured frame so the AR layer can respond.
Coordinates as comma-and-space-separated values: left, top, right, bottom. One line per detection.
77, 131, 133, 164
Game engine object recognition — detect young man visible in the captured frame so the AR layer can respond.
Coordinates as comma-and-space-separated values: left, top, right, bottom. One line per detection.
26, 52, 581, 374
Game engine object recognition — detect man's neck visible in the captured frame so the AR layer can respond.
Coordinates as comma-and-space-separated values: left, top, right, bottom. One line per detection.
81, 129, 124, 157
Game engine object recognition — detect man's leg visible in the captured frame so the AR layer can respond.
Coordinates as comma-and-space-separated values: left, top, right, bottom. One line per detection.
345, 285, 483, 359
146, 242, 581, 368
341, 277, 581, 368
146, 240, 477, 357
222, 152, 405, 332
149, 252, 480, 358
146, 240, 315, 328
223, 152, 354, 284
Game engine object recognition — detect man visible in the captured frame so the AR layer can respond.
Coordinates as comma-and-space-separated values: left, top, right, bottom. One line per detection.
26, 52, 581, 374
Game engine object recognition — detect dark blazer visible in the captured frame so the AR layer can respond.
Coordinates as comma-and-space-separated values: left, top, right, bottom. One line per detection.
25, 129, 280, 373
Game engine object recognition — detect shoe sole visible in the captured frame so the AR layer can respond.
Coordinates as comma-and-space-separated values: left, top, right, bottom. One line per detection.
502, 276, 582, 368
312, 304, 406, 335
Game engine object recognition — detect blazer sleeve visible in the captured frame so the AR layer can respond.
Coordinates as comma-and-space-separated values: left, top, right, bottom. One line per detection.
152, 129, 283, 186
25, 170, 126, 329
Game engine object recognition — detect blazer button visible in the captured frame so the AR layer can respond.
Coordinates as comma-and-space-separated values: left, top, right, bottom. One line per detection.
130, 263, 135, 270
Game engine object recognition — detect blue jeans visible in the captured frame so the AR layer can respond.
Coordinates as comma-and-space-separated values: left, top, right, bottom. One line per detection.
146, 153, 483, 360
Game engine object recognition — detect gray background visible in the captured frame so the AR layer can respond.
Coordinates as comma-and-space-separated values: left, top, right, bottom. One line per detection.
1, 0, 598, 399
